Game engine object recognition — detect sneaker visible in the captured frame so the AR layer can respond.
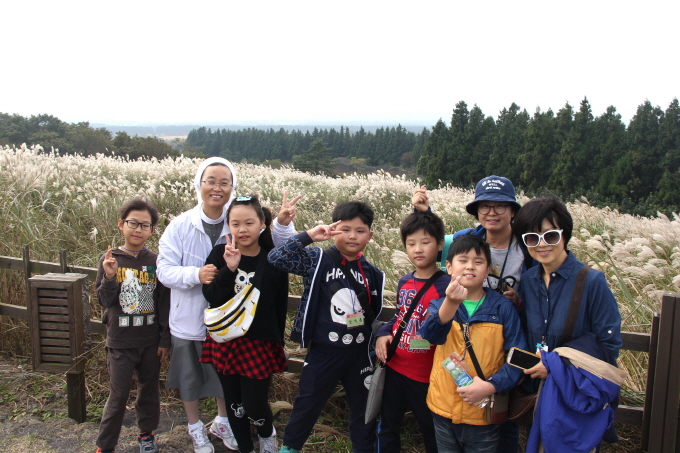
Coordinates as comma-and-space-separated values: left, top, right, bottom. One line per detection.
137, 432, 158, 453
278, 446, 299, 453
189, 421, 215, 453
258, 426, 277, 453
209, 417, 238, 450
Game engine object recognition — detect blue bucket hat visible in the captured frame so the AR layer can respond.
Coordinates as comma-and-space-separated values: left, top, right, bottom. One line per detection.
466, 175, 521, 216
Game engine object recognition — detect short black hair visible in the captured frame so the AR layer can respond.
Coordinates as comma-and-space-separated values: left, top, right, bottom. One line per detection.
512, 196, 573, 246
447, 234, 491, 265
399, 211, 445, 246
118, 198, 160, 226
332, 201, 374, 228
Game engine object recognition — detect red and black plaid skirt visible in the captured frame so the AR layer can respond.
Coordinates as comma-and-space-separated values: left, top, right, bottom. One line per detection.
199, 336, 287, 379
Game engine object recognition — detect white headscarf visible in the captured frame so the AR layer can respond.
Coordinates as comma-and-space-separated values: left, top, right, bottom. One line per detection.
193, 157, 238, 207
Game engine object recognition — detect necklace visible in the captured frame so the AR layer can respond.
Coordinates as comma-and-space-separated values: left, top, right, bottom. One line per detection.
120, 246, 147, 255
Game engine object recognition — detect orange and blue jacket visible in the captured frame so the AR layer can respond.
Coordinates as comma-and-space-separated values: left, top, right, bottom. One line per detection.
419, 288, 527, 425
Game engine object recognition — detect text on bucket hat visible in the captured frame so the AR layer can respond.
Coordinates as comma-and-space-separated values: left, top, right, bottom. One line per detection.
466, 175, 521, 216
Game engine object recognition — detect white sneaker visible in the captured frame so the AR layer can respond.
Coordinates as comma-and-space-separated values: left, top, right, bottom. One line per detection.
209, 417, 238, 450
188, 421, 215, 453
259, 426, 277, 453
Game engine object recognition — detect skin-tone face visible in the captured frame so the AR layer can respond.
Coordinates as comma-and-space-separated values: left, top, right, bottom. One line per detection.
332, 217, 373, 261
405, 230, 443, 278
477, 202, 514, 237
117, 209, 154, 252
227, 204, 265, 255
445, 249, 490, 300
200, 165, 233, 219
526, 217, 569, 277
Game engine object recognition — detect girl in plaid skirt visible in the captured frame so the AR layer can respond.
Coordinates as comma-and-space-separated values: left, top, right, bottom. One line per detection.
200, 194, 294, 453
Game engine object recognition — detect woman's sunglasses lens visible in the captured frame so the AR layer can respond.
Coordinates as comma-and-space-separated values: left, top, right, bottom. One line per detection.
544, 231, 561, 245
524, 234, 539, 247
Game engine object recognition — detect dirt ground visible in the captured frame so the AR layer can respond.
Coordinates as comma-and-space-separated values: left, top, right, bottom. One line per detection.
0, 357, 291, 453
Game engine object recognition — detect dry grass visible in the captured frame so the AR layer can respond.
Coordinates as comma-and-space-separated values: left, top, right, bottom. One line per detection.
1, 144, 678, 451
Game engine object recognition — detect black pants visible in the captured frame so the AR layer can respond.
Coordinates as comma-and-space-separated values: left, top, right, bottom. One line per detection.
282, 343, 376, 452
217, 372, 273, 453
377, 366, 438, 453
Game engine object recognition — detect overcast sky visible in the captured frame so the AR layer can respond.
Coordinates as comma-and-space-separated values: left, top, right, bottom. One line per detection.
2, 0, 677, 126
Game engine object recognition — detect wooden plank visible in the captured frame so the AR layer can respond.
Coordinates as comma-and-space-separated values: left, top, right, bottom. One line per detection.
40, 330, 70, 339
40, 338, 70, 347
35, 286, 66, 298
641, 312, 660, 449
39, 306, 69, 315
39, 313, 69, 323
287, 357, 304, 374
37, 290, 66, 299
614, 405, 644, 425
620, 332, 651, 352
41, 354, 71, 363
0, 255, 24, 271
35, 363, 71, 373
39, 322, 69, 331
0, 303, 28, 319
37, 298, 69, 306
662, 294, 680, 452
0, 256, 96, 279
40, 346, 70, 355
90, 319, 106, 336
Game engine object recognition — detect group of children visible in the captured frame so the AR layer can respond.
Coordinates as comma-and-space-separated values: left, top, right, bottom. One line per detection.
94, 158, 528, 453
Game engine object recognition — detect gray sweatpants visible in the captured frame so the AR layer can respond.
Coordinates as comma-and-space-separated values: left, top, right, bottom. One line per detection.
96, 344, 161, 450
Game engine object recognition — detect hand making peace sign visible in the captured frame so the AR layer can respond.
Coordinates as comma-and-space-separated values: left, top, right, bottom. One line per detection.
277, 190, 302, 226
222, 233, 242, 272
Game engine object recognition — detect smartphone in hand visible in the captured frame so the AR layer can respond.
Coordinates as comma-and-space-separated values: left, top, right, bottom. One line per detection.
507, 347, 541, 370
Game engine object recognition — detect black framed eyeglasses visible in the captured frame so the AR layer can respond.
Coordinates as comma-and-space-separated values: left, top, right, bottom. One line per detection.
201, 179, 232, 189
123, 220, 153, 231
478, 204, 509, 215
522, 229, 563, 247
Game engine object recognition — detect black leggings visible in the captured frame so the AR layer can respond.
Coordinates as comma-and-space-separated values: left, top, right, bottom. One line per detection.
217, 372, 273, 453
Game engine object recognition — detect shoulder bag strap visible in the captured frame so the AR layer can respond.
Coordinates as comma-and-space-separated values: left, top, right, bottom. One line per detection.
559, 264, 591, 347
386, 270, 445, 363
325, 248, 375, 323
460, 322, 487, 381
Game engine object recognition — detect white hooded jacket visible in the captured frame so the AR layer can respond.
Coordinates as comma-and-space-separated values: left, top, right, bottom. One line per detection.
157, 157, 295, 341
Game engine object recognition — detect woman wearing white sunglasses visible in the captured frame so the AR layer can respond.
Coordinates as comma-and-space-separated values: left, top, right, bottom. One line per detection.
512, 196, 623, 452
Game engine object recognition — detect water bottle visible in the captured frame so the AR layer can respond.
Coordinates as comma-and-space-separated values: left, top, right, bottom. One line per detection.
442, 352, 489, 409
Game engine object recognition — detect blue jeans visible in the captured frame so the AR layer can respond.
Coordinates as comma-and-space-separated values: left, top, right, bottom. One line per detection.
432, 413, 500, 453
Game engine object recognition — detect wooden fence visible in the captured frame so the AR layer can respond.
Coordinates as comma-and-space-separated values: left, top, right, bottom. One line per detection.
1, 246, 679, 450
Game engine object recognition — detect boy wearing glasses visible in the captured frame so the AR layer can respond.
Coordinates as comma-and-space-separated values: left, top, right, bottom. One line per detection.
95, 198, 170, 453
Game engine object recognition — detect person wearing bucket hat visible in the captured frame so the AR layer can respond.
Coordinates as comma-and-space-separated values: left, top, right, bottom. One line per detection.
413, 175, 533, 453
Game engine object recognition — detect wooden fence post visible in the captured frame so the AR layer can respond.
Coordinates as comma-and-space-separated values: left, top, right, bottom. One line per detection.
647, 293, 680, 452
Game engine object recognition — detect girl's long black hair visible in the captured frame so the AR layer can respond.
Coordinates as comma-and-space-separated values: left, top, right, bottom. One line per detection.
226, 194, 274, 250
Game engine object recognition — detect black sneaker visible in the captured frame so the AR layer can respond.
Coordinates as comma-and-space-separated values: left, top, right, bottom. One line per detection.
138, 432, 158, 453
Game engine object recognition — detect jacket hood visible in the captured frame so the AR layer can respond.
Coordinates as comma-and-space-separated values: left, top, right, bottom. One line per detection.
194, 157, 238, 205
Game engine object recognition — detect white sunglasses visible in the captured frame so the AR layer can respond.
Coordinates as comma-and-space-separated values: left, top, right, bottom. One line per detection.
522, 229, 563, 247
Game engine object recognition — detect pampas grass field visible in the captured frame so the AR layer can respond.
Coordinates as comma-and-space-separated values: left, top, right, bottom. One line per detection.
1, 143, 678, 451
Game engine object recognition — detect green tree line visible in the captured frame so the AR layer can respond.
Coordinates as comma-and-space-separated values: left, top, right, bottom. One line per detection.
0, 113, 180, 159
417, 98, 680, 217
185, 125, 430, 168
